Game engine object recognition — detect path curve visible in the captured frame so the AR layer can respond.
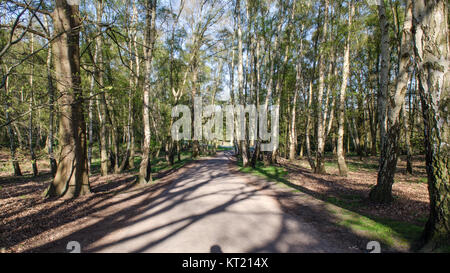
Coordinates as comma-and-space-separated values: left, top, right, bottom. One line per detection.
81, 151, 356, 253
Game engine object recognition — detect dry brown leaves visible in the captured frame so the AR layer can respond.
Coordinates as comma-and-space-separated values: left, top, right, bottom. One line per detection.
277, 155, 429, 225
0, 158, 185, 253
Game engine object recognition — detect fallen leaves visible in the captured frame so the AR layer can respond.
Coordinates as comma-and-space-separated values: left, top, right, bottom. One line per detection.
277, 155, 429, 225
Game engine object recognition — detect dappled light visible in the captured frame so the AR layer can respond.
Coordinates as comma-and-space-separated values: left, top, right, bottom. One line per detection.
0, 0, 448, 254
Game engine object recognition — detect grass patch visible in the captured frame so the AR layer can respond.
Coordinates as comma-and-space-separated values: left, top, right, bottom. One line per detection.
90, 151, 192, 177
418, 177, 427, 184
329, 206, 424, 251
324, 160, 378, 172
326, 195, 362, 210
151, 151, 192, 176
217, 146, 233, 151
238, 160, 288, 184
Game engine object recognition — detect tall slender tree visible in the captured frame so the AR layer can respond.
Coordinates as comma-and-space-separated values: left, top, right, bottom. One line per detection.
370, 0, 414, 203
412, 0, 449, 250
314, 0, 330, 174
138, 0, 157, 184
336, 0, 354, 176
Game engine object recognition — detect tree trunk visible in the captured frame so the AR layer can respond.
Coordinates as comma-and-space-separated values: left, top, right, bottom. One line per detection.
412, 0, 450, 251
44, 16, 57, 177
45, 0, 90, 198
324, 49, 337, 141
236, 0, 249, 167
367, 85, 378, 156
259, 2, 283, 166
138, 0, 156, 184
377, 0, 390, 153
164, 139, 170, 163
130, 7, 139, 170
315, 0, 329, 174
289, 84, 299, 161
119, 34, 135, 173
250, 32, 261, 168
272, 5, 295, 163
337, 0, 353, 176
88, 50, 95, 174
191, 64, 200, 158
289, 34, 303, 161
95, 0, 109, 177
370, 0, 413, 203
129, 121, 136, 169
351, 113, 362, 157
4, 76, 22, 176
108, 107, 120, 174
299, 137, 304, 158
305, 80, 316, 171
402, 103, 413, 174
13, 123, 24, 150
28, 33, 38, 177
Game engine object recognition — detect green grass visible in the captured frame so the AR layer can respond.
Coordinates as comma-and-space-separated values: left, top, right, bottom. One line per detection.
325, 195, 362, 210
151, 151, 192, 176
238, 160, 288, 184
324, 160, 379, 172
418, 177, 427, 184
90, 151, 193, 177
217, 146, 234, 151
330, 206, 424, 250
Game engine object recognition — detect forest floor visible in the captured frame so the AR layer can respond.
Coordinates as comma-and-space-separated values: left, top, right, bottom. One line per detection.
0, 148, 434, 253
0, 149, 192, 253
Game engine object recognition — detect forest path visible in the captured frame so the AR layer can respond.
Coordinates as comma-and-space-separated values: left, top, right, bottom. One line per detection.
79, 151, 358, 253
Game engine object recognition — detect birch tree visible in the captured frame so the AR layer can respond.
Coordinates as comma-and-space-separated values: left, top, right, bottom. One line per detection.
370, 0, 414, 203
336, 0, 354, 176
138, 0, 157, 184
412, 0, 450, 250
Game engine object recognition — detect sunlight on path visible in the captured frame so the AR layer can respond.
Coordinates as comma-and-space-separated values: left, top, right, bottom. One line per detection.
85, 152, 349, 253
